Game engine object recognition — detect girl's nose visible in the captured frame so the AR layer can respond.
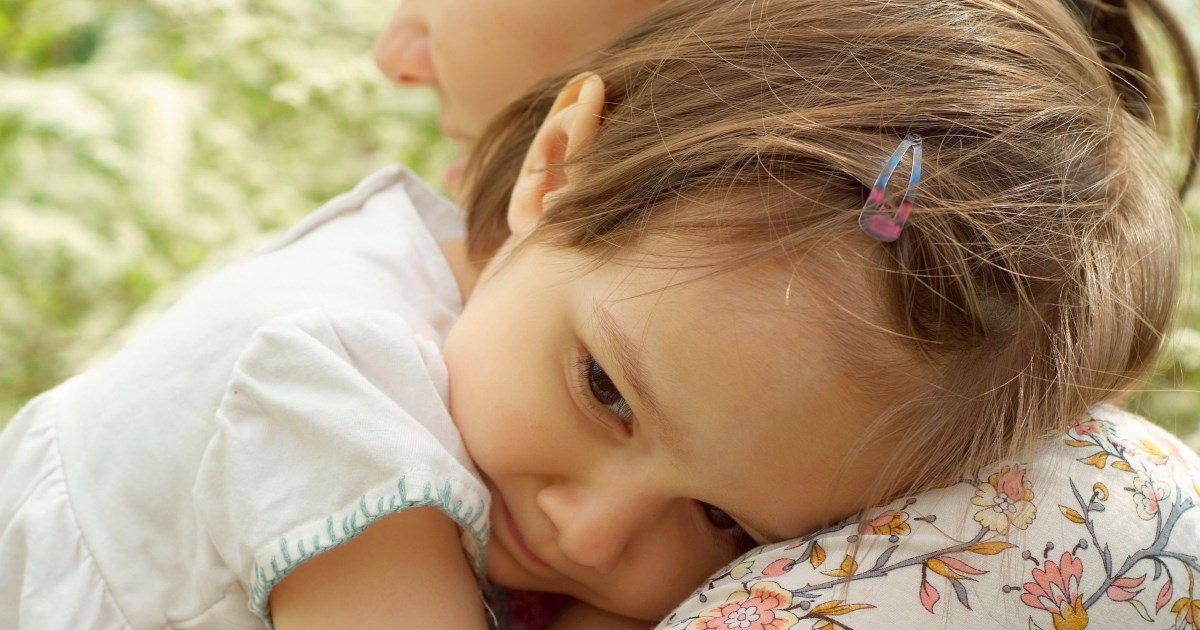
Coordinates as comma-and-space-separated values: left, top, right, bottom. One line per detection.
536, 482, 665, 574
373, 8, 436, 88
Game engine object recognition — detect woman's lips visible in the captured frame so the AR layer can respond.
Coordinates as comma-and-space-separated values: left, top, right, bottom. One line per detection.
494, 490, 552, 572
444, 153, 469, 195
439, 123, 472, 196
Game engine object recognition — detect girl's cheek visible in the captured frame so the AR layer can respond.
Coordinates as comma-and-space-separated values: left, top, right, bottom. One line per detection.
456, 381, 530, 476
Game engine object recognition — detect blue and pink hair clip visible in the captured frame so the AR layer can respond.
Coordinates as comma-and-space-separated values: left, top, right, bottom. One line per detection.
859, 134, 923, 243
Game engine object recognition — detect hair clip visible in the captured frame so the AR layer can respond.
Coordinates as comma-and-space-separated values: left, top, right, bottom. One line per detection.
859, 134, 923, 242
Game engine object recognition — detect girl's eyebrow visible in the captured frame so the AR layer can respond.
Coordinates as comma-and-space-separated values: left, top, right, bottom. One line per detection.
591, 302, 686, 456
594, 302, 792, 544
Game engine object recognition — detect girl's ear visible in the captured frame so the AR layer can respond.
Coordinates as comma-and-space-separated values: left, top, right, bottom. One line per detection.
507, 73, 606, 237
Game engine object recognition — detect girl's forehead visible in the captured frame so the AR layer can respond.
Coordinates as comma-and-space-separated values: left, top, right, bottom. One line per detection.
583, 235, 877, 326
584, 250, 871, 419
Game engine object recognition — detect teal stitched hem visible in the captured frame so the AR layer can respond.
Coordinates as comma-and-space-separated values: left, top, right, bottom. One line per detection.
246, 470, 490, 628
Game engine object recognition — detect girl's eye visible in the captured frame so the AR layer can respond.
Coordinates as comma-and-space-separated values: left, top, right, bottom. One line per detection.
583, 355, 634, 426
701, 502, 758, 554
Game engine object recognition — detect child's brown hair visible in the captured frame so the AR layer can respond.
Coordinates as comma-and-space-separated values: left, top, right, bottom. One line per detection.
463, 0, 1195, 510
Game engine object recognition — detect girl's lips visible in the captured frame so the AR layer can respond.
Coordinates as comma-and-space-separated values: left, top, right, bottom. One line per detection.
493, 490, 552, 572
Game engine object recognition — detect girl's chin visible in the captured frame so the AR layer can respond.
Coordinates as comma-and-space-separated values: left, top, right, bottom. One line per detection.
485, 543, 558, 592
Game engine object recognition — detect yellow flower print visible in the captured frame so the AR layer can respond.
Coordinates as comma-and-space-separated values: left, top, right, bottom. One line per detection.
859, 510, 911, 537
971, 464, 1037, 535
1136, 439, 1169, 466
730, 561, 754, 580
1171, 567, 1200, 628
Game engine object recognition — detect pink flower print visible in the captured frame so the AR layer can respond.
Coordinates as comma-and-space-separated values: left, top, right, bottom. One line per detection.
919, 579, 940, 613
1021, 552, 1088, 630
1113, 436, 1171, 467
994, 465, 1027, 498
688, 581, 799, 630
1157, 580, 1174, 613
1106, 574, 1145, 602
1131, 470, 1172, 520
971, 465, 1037, 534
762, 559, 796, 577
859, 510, 910, 537
1108, 435, 1134, 455
1148, 423, 1200, 476
725, 606, 760, 629
1068, 418, 1106, 439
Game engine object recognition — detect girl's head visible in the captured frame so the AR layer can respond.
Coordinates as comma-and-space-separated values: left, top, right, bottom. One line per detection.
443, 0, 1193, 620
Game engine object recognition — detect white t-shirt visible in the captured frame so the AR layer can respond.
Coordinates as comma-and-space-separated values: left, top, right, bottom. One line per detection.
0, 167, 491, 629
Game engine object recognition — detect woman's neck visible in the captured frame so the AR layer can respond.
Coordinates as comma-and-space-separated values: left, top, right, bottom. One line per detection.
438, 238, 483, 304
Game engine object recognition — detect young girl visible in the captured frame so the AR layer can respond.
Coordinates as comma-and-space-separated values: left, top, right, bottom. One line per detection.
452, 1, 1200, 627
3, 2, 1199, 630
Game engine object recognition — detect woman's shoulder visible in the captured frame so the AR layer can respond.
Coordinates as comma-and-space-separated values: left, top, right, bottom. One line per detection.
660, 406, 1200, 629
1080, 404, 1200, 480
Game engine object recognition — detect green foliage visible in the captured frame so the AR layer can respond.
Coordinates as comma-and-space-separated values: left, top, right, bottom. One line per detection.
1122, 0, 1200, 443
0, 0, 454, 420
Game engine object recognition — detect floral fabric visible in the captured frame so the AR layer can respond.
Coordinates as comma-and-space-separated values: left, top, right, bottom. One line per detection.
660, 405, 1200, 630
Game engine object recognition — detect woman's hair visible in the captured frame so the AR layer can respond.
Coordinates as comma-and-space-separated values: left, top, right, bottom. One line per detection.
1065, 0, 1199, 186
463, 0, 1193, 510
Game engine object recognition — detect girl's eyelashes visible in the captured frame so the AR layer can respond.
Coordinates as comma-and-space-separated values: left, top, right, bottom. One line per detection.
701, 502, 758, 554
574, 351, 756, 553
577, 353, 634, 430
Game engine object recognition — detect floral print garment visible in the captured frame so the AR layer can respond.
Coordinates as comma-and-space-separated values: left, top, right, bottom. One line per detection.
660, 406, 1200, 630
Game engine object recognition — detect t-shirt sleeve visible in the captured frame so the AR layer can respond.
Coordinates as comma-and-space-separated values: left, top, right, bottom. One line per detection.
192, 309, 490, 626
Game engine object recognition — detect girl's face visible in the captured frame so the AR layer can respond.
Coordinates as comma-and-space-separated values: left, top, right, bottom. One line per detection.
440, 72, 901, 620
373, 0, 661, 187
443, 236, 891, 619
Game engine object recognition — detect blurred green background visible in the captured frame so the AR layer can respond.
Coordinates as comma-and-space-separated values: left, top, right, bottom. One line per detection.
1, 0, 1199, 449
0, 0, 455, 423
